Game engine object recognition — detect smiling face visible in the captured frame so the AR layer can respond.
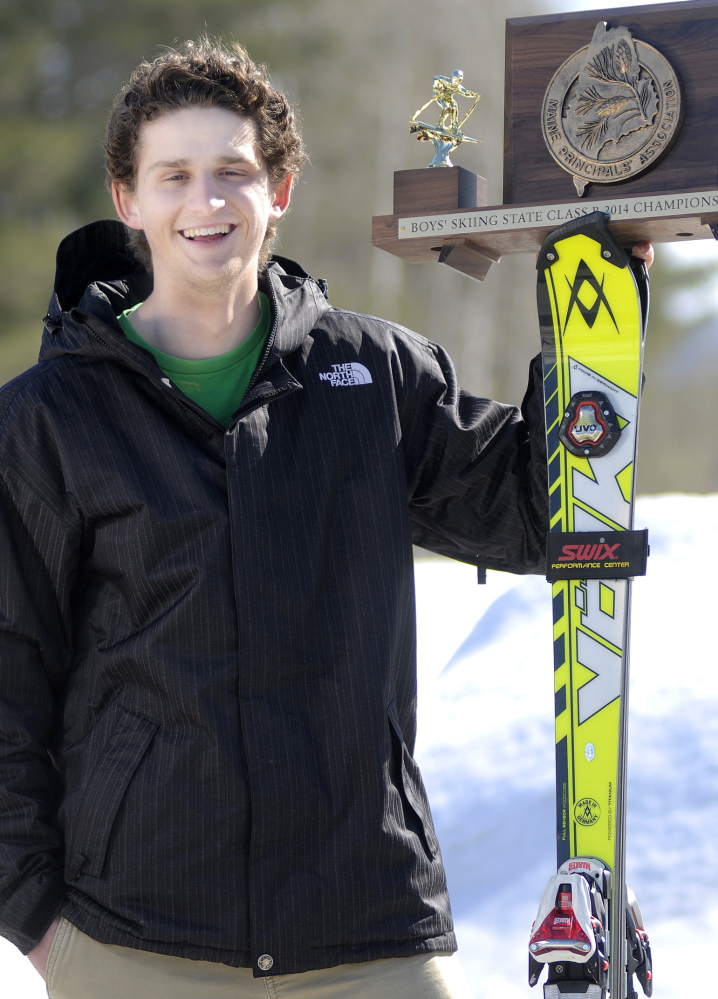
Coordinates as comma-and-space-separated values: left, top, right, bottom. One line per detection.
112, 105, 292, 300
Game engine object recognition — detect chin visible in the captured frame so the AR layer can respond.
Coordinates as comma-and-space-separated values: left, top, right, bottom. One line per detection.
181, 258, 251, 293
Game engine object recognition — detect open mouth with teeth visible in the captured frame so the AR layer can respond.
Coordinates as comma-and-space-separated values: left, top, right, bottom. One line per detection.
180, 224, 236, 241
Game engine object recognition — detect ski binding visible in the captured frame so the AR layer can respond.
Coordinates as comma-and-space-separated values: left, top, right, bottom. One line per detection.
529, 858, 652, 999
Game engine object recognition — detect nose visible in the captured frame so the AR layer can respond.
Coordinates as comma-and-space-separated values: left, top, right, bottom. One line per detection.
187, 173, 226, 213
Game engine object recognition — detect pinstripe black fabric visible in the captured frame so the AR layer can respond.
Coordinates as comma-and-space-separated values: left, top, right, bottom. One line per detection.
0, 221, 548, 975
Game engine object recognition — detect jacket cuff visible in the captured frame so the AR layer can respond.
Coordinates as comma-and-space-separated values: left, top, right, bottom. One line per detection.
3, 871, 66, 955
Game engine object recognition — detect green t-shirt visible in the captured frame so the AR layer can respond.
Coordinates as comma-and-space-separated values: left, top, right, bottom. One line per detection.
117, 293, 271, 428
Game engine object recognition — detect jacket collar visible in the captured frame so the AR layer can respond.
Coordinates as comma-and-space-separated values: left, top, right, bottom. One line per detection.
47, 219, 147, 322
41, 220, 331, 374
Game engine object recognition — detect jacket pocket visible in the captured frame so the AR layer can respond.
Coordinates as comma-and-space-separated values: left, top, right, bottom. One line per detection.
67, 706, 158, 880
387, 698, 438, 860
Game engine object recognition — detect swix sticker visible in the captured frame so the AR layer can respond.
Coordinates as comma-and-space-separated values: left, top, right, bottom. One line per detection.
557, 542, 621, 562
546, 530, 648, 581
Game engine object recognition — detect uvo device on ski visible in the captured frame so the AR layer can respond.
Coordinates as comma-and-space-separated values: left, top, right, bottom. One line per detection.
530, 212, 652, 999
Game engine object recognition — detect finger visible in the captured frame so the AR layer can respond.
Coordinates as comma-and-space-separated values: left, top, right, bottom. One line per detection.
631, 242, 654, 269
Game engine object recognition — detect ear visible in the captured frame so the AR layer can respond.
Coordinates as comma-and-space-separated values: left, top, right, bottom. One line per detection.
269, 174, 293, 221
112, 181, 143, 230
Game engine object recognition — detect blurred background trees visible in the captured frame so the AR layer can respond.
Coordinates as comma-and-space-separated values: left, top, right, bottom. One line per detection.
1, 0, 717, 491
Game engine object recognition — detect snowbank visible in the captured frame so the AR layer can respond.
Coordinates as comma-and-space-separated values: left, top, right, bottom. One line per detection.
415, 493, 718, 997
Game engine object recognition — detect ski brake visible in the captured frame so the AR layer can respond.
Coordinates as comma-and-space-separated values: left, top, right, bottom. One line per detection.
528, 858, 652, 999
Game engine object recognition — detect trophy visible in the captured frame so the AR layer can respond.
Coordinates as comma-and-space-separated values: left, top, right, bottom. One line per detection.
372, 2, 718, 281
389, 70, 496, 280
409, 70, 481, 169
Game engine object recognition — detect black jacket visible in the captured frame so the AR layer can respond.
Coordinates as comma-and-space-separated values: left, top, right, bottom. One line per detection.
0, 220, 547, 974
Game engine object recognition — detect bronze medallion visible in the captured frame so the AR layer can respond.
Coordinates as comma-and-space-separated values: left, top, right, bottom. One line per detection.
542, 21, 683, 196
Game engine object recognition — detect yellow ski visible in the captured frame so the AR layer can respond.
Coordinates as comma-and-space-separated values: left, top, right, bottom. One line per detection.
528, 212, 652, 999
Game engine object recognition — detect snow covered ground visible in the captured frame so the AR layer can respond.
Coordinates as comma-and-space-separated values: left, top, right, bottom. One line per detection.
2, 492, 716, 996
414, 493, 718, 999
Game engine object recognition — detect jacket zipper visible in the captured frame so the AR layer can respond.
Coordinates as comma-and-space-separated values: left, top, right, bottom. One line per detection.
244, 277, 281, 397
223, 277, 293, 429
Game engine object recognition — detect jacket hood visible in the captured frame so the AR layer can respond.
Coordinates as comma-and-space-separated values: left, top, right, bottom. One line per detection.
40, 219, 331, 370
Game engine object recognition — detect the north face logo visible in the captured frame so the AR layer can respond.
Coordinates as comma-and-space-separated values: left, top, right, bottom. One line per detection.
318, 362, 373, 386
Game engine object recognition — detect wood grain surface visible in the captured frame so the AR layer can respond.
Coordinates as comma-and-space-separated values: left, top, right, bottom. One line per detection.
504, 1, 718, 204
393, 167, 488, 214
372, 196, 718, 263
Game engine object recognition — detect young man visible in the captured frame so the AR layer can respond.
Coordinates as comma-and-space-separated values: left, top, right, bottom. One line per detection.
0, 40, 651, 999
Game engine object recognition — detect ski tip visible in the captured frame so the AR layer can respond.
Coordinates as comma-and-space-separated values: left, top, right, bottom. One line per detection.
536, 211, 629, 273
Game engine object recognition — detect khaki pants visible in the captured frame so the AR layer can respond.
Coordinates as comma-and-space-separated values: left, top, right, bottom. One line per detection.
46, 919, 471, 999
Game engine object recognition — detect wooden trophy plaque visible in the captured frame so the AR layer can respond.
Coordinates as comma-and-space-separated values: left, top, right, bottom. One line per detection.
373, 0, 718, 280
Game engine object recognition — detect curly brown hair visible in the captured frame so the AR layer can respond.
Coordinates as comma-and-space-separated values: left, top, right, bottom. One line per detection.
105, 38, 305, 270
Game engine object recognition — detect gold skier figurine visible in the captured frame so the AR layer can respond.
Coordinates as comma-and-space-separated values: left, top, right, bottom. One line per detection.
410, 70, 480, 168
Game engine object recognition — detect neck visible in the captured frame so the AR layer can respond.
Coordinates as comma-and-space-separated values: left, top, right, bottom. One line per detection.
129, 267, 263, 360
